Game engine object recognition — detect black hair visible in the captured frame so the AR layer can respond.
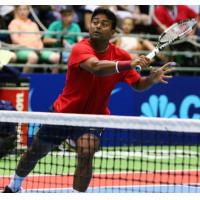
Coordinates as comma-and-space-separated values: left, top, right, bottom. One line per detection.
91, 7, 117, 30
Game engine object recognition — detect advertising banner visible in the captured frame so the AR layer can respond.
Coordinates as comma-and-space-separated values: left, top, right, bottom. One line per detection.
0, 80, 29, 146
24, 74, 200, 145
26, 74, 200, 119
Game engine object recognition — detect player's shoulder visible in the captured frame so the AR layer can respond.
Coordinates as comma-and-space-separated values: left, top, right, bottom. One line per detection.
110, 43, 131, 60
178, 5, 188, 9
72, 38, 92, 51
178, 5, 194, 11
155, 5, 165, 11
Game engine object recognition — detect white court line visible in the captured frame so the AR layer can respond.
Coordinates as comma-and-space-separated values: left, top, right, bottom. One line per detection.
52, 149, 200, 159
1, 168, 200, 178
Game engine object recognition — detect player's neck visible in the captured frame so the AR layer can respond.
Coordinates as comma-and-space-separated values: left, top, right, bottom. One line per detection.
90, 40, 109, 53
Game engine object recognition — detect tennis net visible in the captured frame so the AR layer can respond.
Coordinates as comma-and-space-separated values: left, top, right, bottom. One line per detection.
0, 110, 200, 193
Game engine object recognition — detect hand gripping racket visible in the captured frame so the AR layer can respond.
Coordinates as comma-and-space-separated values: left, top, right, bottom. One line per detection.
136, 18, 197, 72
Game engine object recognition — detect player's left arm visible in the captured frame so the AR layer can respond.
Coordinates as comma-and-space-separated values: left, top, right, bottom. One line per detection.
133, 62, 174, 91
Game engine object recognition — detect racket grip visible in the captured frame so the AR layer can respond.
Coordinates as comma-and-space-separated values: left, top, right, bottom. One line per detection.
146, 48, 159, 60
135, 48, 159, 73
135, 65, 142, 72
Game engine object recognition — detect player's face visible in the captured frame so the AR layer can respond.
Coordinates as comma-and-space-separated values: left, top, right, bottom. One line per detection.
16, 6, 29, 19
89, 14, 114, 41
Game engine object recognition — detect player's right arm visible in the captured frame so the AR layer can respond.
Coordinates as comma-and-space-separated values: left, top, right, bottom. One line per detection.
80, 55, 150, 76
69, 41, 150, 76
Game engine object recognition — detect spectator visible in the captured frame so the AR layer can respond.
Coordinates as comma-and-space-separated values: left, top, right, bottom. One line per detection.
82, 9, 93, 33
115, 17, 143, 59
0, 6, 15, 43
115, 17, 167, 63
31, 6, 59, 28
128, 5, 156, 34
118, 5, 153, 26
100, 5, 156, 34
8, 5, 60, 73
154, 5, 199, 67
154, 5, 197, 33
0, 17, 10, 42
77, 5, 99, 33
154, 6, 198, 67
43, 5, 83, 65
0, 6, 14, 27
196, 16, 200, 38
190, 6, 200, 39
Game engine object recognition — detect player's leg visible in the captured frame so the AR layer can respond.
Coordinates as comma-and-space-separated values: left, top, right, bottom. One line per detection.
3, 125, 57, 193
16, 135, 55, 177
73, 133, 100, 192
3, 135, 55, 193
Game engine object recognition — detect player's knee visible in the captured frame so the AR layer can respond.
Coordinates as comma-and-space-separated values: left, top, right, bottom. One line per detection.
77, 134, 99, 156
77, 147, 93, 157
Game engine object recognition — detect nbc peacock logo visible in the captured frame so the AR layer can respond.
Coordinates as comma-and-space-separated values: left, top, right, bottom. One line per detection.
141, 95, 177, 118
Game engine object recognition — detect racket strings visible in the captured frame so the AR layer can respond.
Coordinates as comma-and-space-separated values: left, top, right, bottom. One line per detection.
160, 20, 196, 44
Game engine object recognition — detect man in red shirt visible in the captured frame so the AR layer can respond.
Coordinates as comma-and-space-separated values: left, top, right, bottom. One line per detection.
154, 5, 197, 33
3, 8, 173, 193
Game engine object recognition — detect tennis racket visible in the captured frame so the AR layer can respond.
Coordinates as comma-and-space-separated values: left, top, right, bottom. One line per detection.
135, 18, 197, 72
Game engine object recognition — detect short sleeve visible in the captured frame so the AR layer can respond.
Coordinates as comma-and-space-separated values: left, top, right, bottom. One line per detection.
44, 22, 58, 39
68, 42, 97, 67
8, 20, 18, 32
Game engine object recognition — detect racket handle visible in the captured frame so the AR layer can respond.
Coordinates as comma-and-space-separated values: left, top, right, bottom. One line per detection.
146, 48, 159, 60
135, 65, 142, 72
135, 48, 159, 73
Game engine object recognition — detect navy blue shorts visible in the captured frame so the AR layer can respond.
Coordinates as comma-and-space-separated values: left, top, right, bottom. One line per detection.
36, 106, 103, 145
36, 124, 103, 145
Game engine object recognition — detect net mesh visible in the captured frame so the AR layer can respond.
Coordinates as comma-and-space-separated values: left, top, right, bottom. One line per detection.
159, 19, 196, 44
0, 111, 200, 193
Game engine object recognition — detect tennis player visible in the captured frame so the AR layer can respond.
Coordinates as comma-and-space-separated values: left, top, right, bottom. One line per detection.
3, 7, 173, 193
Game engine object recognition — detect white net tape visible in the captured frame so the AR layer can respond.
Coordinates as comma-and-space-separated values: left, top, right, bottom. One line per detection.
0, 111, 199, 133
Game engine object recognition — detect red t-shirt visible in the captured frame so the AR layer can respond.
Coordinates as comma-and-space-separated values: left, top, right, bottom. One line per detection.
154, 5, 197, 27
53, 39, 141, 115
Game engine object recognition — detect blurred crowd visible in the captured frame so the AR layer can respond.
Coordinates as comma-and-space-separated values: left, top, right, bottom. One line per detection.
0, 5, 200, 73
